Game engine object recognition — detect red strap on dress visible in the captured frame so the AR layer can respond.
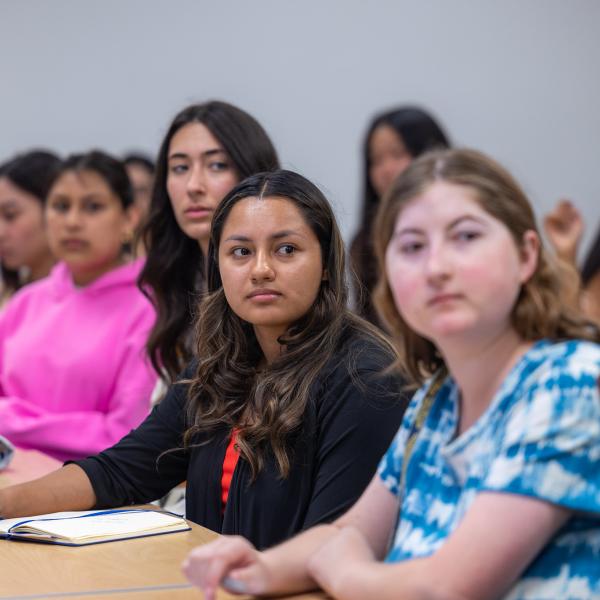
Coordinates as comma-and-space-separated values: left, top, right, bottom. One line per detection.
221, 429, 240, 509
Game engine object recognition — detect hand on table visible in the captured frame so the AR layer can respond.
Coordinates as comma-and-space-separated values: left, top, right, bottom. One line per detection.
182, 535, 271, 599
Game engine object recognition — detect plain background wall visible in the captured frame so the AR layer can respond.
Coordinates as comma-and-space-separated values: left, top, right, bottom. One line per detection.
1, 0, 599, 258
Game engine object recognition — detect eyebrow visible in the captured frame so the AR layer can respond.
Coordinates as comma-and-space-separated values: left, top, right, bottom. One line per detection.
48, 193, 105, 202
223, 230, 304, 243
168, 148, 226, 161
0, 199, 19, 209
394, 214, 488, 236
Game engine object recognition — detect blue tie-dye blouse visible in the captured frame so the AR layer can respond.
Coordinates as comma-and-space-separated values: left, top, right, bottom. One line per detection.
378, 340, 600, 599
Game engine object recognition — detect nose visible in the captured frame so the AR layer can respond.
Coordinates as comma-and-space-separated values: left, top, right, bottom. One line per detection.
250, 250, 275, 283
64, 207, 82, 229
186, 163, 206, 197
424, 241, 451, 285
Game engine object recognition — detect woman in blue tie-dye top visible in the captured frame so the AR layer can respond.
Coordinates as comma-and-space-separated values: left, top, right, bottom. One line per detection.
183, 149, 600, 600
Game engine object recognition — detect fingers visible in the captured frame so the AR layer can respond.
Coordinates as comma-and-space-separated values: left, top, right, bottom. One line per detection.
222, 563, 269, 596
182, 536, 259, 596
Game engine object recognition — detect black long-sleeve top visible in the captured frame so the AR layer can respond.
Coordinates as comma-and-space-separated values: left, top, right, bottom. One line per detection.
75, 331, 408, 549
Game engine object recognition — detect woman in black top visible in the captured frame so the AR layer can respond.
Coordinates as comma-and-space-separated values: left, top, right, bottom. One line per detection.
0, 170, 407, 549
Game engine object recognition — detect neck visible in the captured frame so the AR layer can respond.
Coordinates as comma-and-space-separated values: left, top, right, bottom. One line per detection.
199, 237, 209, 259
29, 255, 56, 282
438, 328, 532, 434
254, 325, 286, 365
70, 256, 126, 287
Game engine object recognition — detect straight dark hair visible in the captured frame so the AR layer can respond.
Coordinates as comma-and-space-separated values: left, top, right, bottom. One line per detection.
0, 149, 61, 204
184, 169, 395, 479
139, 101, 280, 381
351, 106, 449, 324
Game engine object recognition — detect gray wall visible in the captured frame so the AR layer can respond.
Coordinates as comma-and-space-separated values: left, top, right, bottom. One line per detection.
2, 0, 599, 258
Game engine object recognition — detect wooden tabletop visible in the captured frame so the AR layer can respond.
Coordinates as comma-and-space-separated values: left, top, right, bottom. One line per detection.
0, 449, 326, 599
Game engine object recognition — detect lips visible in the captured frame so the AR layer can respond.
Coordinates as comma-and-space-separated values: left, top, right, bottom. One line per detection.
61, 239, 88, 251
427, 293, 462, 306
247, 288, 282, 301
184, 206, 212, 219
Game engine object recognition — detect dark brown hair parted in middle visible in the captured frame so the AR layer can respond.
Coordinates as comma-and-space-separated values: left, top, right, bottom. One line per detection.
184, 169, 396, 479
373, 148, 600, 385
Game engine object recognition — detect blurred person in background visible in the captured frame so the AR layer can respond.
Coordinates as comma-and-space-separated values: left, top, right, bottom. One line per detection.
0, 150, 61, 307
544, 199, 600, 323
350, 107, 450, 327
0, 150, 156, 461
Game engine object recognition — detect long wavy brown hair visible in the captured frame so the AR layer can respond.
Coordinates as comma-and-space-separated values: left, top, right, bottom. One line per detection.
373, 148, 600, 385
184, 169, 394, 478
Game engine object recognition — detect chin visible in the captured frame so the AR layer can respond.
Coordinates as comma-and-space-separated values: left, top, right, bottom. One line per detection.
182, 223, 210, 242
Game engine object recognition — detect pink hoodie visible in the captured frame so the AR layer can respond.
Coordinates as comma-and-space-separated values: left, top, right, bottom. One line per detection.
0, 258, 157, 461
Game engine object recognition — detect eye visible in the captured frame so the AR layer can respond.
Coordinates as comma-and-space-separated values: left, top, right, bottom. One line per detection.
276, 244, 296, 256
84, 201, 105, 213
0, 209, 19, 222
400, 241, 424, 255
208, 161, 230, 172
170, 164, 188, 174
49, 199, 70, 213
232, 247, 251, 258
454, 230, 481, 243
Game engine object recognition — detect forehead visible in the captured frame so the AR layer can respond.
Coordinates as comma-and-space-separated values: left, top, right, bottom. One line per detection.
50, 170, 113, 196
394, 181, 490, 227
221, 196, 312, 235
169, 122, 222, 155
0, 177, 35, 204
370, 124, 405, 152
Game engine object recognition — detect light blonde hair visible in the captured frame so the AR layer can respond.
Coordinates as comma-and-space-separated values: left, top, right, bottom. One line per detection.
373, 148, 599, 384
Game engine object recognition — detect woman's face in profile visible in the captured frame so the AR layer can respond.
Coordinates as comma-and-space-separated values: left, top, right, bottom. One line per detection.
369, 124, 412, 198
218, 195, 324, 336
0, 177, 49, 273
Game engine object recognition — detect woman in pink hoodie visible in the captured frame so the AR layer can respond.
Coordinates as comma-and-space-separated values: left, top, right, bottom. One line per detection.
0, 151, 156, 461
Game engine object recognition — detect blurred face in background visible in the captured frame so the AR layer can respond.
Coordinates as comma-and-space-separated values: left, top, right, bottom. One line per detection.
369, 125, 413, 198
126, 163, 154, 221
46, 170, 136, 286
166, 122, 239, 253
0, 176, 53, 280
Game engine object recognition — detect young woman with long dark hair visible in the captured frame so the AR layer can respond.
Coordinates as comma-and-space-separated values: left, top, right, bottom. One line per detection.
0, 170, 407, 550
350, 106, 449, 325
139, 101, 280, 382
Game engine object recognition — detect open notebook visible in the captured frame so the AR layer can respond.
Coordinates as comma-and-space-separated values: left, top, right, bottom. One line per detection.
0, 508, 190, 546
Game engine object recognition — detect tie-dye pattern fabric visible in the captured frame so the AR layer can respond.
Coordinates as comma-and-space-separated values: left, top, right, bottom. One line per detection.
378, 340, 600, 599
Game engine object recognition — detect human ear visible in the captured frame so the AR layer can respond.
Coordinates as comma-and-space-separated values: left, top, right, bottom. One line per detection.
123, 204, 140, 239
518, 230, 540, 284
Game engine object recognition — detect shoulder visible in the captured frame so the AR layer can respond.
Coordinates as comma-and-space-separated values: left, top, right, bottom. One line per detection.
519, 339, 600, 394
313, 327, 407, 412
496, 340, 600, 447
325, 326, 397, 376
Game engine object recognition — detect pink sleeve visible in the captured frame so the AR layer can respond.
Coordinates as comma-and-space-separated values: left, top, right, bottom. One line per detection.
0, 322, 157, 461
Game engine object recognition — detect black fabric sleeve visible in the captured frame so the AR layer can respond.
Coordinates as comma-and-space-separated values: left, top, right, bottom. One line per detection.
73, 375, 191, 509
301, 343, 409, 528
